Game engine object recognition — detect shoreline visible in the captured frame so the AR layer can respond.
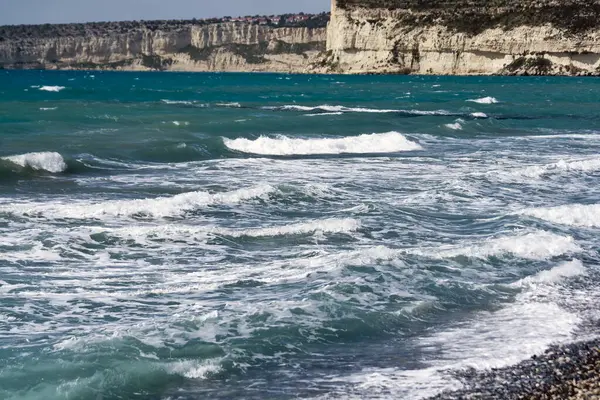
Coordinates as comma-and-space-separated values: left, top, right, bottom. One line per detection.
2, 67, 600, 77
431, 338, 600, 400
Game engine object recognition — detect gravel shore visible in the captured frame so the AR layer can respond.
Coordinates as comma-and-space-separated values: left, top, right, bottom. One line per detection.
431, 339, 600, 400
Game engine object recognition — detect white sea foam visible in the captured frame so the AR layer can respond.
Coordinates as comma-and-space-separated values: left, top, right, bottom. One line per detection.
100, 218, 360, 242
444, 119, 464, 130
264, 104, 451, 116
471, 112, 488, 118
223, 132, 423, 156
2, 185, 275, 220
516, 158, 600, 179
216, 102, 241, 108
305, 112, 344, 117
515, 260, 586, 286
166, 359, 222, 379
40, 107, 57, 111
467, 96, 499, 104
522, 204, 600, 227
418, 231, 581, 260
39, 86, 65, 92
1, 152, 67, 173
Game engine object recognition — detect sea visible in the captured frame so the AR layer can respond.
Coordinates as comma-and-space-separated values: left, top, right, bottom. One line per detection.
0, 70, 599, 400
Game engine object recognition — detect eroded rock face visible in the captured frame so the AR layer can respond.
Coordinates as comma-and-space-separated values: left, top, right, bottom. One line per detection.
315, 0, 600, 75
0, 23, 327, 73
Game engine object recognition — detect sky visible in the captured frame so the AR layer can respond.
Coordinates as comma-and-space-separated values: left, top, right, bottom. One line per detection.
0, 0, 330, 25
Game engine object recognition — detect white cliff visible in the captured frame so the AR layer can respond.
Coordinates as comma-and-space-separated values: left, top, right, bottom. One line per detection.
316, 0, 600, 75
0, 22, 326, 73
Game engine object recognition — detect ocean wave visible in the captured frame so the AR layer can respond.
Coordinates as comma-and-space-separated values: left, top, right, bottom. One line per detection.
305, 112, 344, 117
264, 104, 453, 116
223, 132, 423, 156
39, 86, 66, 92
418, 231, 581, 261
470, 112, 488, 119
514, 260, 586, 286
161, 99, 207, 107
522, 204, 600, 227
166, 359, 222, 379
1, 185, 276, 220
96, 218, 360, 243
216, 102, 241, 108
1, 152, 67, 173
467, 96, 499, 104
515, 158, 600, 179
445, 119, 464, 130
40, 107, 57, 111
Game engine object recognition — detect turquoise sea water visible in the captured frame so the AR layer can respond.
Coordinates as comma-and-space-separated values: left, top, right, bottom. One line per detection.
1, 70, 600, 399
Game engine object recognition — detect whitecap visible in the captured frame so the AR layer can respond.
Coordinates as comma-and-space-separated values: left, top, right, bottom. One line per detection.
264, 104, 451, 116
522, 204, 600, 227
444, 120, 464, 130
1, 152, 67, 173
1, 185, 275, 220
223, 132, 423, 156
470, 112, 488, 118
166, 359, 222, 379
40, 107, 57, 111
39, 86, 66, 92
514, 260, 586, 286
416, 231, 580, 261
216, 102, 241, 108
467, 96, 499, 104
515, 158, 600, 179
305, 112, 344, 117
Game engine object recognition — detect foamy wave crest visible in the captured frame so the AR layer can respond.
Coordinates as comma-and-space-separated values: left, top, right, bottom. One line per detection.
522, 204, 600, 227
445, 119, 464, 130
166, 359, 222, 379
471, 112, 488, 118
264, 104, 451, 116
39, 86, 65, 92
422, 231, 580, 260
223, 132, 423, 156
467, 96, 499, 104
515, 260, 586, 286
100, 218, 360, 242
226, 218, 360, 238
1, 152, 67, 173
216, 102, 241, 108
516, 158, 600, 179
2, 185, 275, 220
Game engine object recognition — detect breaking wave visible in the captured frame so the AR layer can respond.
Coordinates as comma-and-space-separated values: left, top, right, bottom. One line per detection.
516, 158, 600, 179
223, 132, 423, 156
264, 104, 453, 116
467, 96, 499, 104
39, 86, 66, 92
417, 231, 581, 261
1, 152, 67, 173
1, 185, 276, 220
522, 204, 600, 227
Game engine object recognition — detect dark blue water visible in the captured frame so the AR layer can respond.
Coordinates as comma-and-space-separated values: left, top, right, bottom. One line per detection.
1, 70, 599, 399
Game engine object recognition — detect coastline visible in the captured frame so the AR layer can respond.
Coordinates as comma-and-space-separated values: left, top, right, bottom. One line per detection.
2, 66, 600, 77
431, 339, 600, 399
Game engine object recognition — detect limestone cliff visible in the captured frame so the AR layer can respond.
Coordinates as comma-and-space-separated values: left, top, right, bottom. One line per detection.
0, 21, 326, 73
316, 0, 600, 75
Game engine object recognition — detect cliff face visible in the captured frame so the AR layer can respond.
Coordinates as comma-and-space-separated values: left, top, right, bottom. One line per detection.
0, 23, 326, 73
317, 0, 600, 75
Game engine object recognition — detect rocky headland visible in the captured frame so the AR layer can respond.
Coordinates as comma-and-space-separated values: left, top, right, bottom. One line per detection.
315, 0, 600, 76
0, 15, 328, 72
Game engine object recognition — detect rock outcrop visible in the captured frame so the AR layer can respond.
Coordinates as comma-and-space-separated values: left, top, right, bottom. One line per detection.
0, 21, 326, 73
315, 0, 600, 75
